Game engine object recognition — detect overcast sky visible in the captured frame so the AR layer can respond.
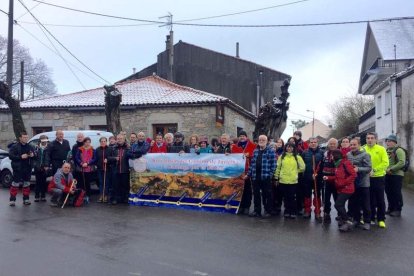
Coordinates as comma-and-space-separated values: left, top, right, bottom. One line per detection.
1, 0, 413, 140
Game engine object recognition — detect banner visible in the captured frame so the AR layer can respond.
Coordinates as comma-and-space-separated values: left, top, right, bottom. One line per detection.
129, 153, 246, 214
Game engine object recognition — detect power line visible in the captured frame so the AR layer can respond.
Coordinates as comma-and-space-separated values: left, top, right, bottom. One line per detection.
18, 15, 87, 90
17, 20, 154, 28
28, 1, 414, 28
287, 110, 313, 119
17, 0, 111, 84
33, 0, 164, 24
15, 2, 40, 20
0, 8, 8, 15
175, 0, 310, 23
17, 23, 104, 85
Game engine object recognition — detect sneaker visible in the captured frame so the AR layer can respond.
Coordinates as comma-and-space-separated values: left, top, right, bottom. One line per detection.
339, 221, 353, 232
303, 212, 311, 219
323, 214, 331, 224
23, 200, 31, 205
103, 196, 108, 203
49, 202, 58, 207
361, 223, 371, 231
9, 200, 16, 207
378, 221, 386, 228
389, 211, 401, 217
249, 211, 262, 218
370, 220, 376, 225
97, 197, 103, 203
34, 198, 40, 202
283, 212, 290, 218
40, 198, 47, 202
289, 214, 297, 219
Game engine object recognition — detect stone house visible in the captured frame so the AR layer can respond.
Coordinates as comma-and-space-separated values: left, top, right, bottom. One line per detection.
0, 75, 255, 147
296, 119, 332, 141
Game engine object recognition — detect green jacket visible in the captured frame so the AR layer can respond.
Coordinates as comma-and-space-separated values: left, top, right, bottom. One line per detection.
363, 144, 389, 177
274, 153, 305, 184
386, 146, 406, 176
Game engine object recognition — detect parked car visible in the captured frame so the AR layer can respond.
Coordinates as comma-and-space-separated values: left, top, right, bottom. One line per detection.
0, 130, 114, 188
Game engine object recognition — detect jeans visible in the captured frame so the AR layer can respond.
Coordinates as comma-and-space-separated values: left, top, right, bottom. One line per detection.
252, 178, 272, 214
335, 193, 352, 222
385, 175, 404, 212
349, 187, 371, 223
370, 177, 386, 221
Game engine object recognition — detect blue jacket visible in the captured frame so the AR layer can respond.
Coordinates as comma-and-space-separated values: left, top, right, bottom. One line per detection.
248, 146, 276, 181
301, 147, 324, 180
127, 141, 150, 159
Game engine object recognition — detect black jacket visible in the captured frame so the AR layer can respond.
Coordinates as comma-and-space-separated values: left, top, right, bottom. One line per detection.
215, 143, 231, 154
48, 139, 71, 165
33, 144, 50, 171
167, 142, 190, 153
9, 142, 35, 173
95, 146, 113, 171
109, 143, 130, 174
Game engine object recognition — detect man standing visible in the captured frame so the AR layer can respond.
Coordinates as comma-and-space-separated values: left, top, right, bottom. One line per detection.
109, 134, 130, 204
48, 130, 71, 174
231, 131, 257, 215
9, 132, 35, 206
33, 135, 50, 202
71, 132, 84, 183
301, 137, 323, 221
128, 132, 150, 160
293, 131, 309, 154
129, 132, 138, 146
385, 134, 406, 217
167, 132, 190, 153
246, 135, 276, 218
215, 133, 231, 154
363, 132, 389, 228
347, 138, 372, 230
318, 138, 338, 224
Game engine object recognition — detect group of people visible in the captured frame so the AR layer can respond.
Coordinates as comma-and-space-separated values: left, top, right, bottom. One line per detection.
8, 129, 407, 232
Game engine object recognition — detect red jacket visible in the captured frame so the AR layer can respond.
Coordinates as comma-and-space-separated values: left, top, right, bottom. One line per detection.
231, 140, 257, 173
149, 142, 168, 153
325, 159, 356, 194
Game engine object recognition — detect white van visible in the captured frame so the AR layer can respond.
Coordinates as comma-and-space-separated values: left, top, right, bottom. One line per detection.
29, 130, 114, 148
0, 130, 114, 188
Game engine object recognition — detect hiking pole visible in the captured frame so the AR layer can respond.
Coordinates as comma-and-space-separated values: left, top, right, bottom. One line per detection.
61, 179, 77, 209
102, 162, 107, 202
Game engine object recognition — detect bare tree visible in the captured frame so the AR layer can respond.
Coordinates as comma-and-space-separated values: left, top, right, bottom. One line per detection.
291, 119, 307, 130
0, 35, 56, 100
0, 81, 26, 139
329, 93, 374, 138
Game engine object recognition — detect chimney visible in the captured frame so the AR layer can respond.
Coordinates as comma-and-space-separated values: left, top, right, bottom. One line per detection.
132, 67, 136, 74
236, 42, 239, 58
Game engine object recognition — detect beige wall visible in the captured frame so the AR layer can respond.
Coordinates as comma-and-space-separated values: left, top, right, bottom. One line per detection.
0, 105, 255, 147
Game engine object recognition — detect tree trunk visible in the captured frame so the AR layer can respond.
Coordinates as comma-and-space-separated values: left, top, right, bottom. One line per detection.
0, 81, 26, 139
104, 85, 122, 134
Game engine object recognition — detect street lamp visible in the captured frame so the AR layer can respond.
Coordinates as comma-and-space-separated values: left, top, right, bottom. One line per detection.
306, 109, 315, 137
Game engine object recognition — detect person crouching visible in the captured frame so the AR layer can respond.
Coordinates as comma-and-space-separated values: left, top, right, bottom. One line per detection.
48, 163, 76, 207
323, 150, 357, 232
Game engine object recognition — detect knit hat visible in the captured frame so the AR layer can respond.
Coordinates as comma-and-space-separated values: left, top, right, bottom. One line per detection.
238, 130, 248, 137
385, 134, 398, 143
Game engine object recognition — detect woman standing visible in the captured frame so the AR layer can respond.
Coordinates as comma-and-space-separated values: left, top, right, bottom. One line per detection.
189, 134, 199, 154
274, 143, 305, 219
95, 137, 112, 203
33, 135, 50, 202
271, 138, 284, 215
340, 137, 351, 157
75, 137, 97, 199
149, 133, 168, 153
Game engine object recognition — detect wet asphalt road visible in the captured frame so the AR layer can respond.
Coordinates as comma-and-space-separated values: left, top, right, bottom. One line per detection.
0, 188, 414, 276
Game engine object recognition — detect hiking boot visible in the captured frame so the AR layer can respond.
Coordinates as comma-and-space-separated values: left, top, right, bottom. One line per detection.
378, 220, 386, 228
97, 197, 103, 203
34, 197, 40, 202
9, 200, 16, 207
40, 197, 47, 202
289, 214, 297, 219
370, 220, 376, 225
389, 211, 401, 217
303, 212, 311, 219
315, 214, 323, 223
323, 214, 331, 224
339, 221, 353, 232
23, 200, 31, 205
283, 212, 290, 218
361, 223, 370, 231
249, 211, 262, 218
103, 196, 108, 203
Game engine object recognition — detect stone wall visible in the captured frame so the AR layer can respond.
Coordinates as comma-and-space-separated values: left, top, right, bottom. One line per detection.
0, 105, 255, 148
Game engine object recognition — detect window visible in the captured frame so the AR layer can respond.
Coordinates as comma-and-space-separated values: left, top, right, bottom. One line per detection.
376, 96, 382, 119
89, 125, 108, 131
152, 124, 178, 139
32, 126, 52, 136
384, 90, 391, 115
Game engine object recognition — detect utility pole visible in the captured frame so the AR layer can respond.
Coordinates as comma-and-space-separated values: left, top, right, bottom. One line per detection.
6, 0, 14, 90
160, 13, 174, 82
307, 109, 315, 137
20, 60, 24, 101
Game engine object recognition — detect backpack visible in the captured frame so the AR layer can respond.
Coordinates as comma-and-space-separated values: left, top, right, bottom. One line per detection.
393, 147, 410, 172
